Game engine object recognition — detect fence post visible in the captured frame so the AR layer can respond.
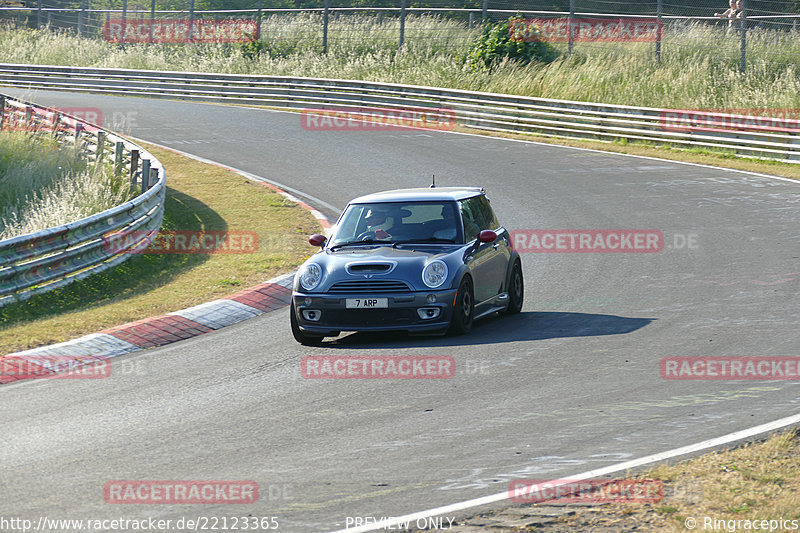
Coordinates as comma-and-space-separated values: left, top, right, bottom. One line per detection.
141, 158, 151, 193
739, 0, 747, 73
114, 142, 124, 177
256, 0, 262, 39
481, 0, 487, 22
129, 149, 140, 189
188, 0, 195, 42
37, 0, 42, 29
25, 106, 33, 129
656, 0, 662, 63
322, 0, 329, 54
78, 0, 85, 36
149, 0, 155, 43
122, 0, 127, 41
0, 96, 5, 131
568, 0, 575, 55
399, 0, 406, 47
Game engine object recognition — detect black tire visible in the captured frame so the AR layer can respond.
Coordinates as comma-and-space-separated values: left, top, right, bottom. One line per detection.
449, 277, 474, 335
290, 308, 325, 346
500, 261, 524, 315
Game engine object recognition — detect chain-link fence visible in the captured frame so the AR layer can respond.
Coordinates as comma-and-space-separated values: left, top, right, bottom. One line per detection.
2, 1, 800, 69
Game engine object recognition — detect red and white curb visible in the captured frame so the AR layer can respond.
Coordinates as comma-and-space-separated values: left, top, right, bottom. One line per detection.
0, 272, 297, 385
1, 143, 335, 385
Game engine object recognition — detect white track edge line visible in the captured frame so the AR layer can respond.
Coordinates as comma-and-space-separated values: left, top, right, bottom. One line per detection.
331, 412, 800, 533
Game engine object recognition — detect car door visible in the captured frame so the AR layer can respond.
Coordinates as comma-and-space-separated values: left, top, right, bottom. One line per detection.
460, 195, 508, 305
474, 194, 512, 298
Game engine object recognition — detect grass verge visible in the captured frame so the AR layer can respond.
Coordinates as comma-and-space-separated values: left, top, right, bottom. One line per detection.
464, 429, 800, 532
0, 142, 321, 355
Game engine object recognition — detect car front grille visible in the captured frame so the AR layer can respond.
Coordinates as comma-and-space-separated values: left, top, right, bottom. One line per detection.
327, 280, 411, 294
324, 309, 416, 327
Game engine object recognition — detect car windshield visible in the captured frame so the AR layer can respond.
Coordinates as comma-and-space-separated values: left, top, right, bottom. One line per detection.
329, 201, 461, 248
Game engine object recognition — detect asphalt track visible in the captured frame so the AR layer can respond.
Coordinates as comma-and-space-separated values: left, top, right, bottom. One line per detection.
1, 89, 799, 532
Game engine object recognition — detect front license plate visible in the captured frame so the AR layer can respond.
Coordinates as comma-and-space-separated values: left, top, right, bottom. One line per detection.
346, 298, 388, 309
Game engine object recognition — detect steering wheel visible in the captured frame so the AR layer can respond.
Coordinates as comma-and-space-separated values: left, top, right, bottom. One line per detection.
356, 230, 376, 241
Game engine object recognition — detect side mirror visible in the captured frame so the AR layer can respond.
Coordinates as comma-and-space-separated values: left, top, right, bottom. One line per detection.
478, 230, 497, 243
308, 234, 327, 247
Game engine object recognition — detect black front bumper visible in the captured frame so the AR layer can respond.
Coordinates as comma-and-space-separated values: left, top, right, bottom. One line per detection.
292, 289, 458, 334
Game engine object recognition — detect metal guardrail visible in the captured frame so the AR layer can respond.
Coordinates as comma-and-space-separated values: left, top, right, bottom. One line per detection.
0, 92, 166, 307
0, 62, 798, 163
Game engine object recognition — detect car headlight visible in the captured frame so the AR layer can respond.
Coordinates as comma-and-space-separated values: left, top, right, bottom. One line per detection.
422, 260, 448, 289
299, 263, 322, 291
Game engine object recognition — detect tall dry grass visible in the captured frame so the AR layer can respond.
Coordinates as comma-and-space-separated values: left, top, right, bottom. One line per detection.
1, 17, 799, 110
0, 131, 134, 240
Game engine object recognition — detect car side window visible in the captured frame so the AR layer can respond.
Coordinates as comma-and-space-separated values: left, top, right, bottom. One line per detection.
459, 197, 488, 242
474, 195, 500, 231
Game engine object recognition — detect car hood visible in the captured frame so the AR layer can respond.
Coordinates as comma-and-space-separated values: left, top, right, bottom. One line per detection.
298, 244, 462, 292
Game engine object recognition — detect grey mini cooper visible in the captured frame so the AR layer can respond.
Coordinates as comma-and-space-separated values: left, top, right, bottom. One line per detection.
290, 187, 523, 345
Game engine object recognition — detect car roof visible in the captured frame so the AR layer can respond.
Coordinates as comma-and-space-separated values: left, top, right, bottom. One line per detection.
348, 187, 485, 204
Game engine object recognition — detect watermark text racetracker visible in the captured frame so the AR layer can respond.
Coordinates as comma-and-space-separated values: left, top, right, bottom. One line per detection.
301, 355, 455, 379
0, 516, 279, 532
104, 19, 257, 43
104, 230, 258, 255
301, 106, 456, 132
661, 357, 800, 380
509, 478, 663, 504
511, 229, 698, 253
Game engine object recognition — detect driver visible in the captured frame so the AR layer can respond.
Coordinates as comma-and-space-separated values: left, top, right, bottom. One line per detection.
364, 208, 392, 239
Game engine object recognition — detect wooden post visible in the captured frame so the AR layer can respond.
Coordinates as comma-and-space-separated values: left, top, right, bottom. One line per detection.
141, 158, 151, 192
129, 149, 140, 188
114, 142, 124, 177
96, 131, 106, 164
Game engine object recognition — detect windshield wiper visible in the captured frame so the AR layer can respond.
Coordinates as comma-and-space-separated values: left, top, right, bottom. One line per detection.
392, 238, 456, 247
329, 239, 383, 251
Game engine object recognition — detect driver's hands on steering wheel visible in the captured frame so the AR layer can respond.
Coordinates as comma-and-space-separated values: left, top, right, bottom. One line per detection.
374, 229, 391, 239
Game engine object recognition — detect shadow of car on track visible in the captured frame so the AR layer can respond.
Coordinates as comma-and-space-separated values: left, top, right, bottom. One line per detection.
317, 311, 656, 348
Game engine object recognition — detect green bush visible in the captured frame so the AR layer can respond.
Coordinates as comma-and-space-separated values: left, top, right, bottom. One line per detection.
467, 16, 559, 70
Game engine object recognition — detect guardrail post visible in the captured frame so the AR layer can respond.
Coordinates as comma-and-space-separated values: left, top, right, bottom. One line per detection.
739, 0, 747, 73
25, 106, 33, 129
141, 158, 151, 192
322, 0, 329, 54
36, 0, 42, 29
96, 131, 106, 164
114, 142, 124, 176
481, 0, 487, 23
468, 12, 474, 28
0, 96, 5, 131
399, 0, 406, 47
129, 149, 140, 188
